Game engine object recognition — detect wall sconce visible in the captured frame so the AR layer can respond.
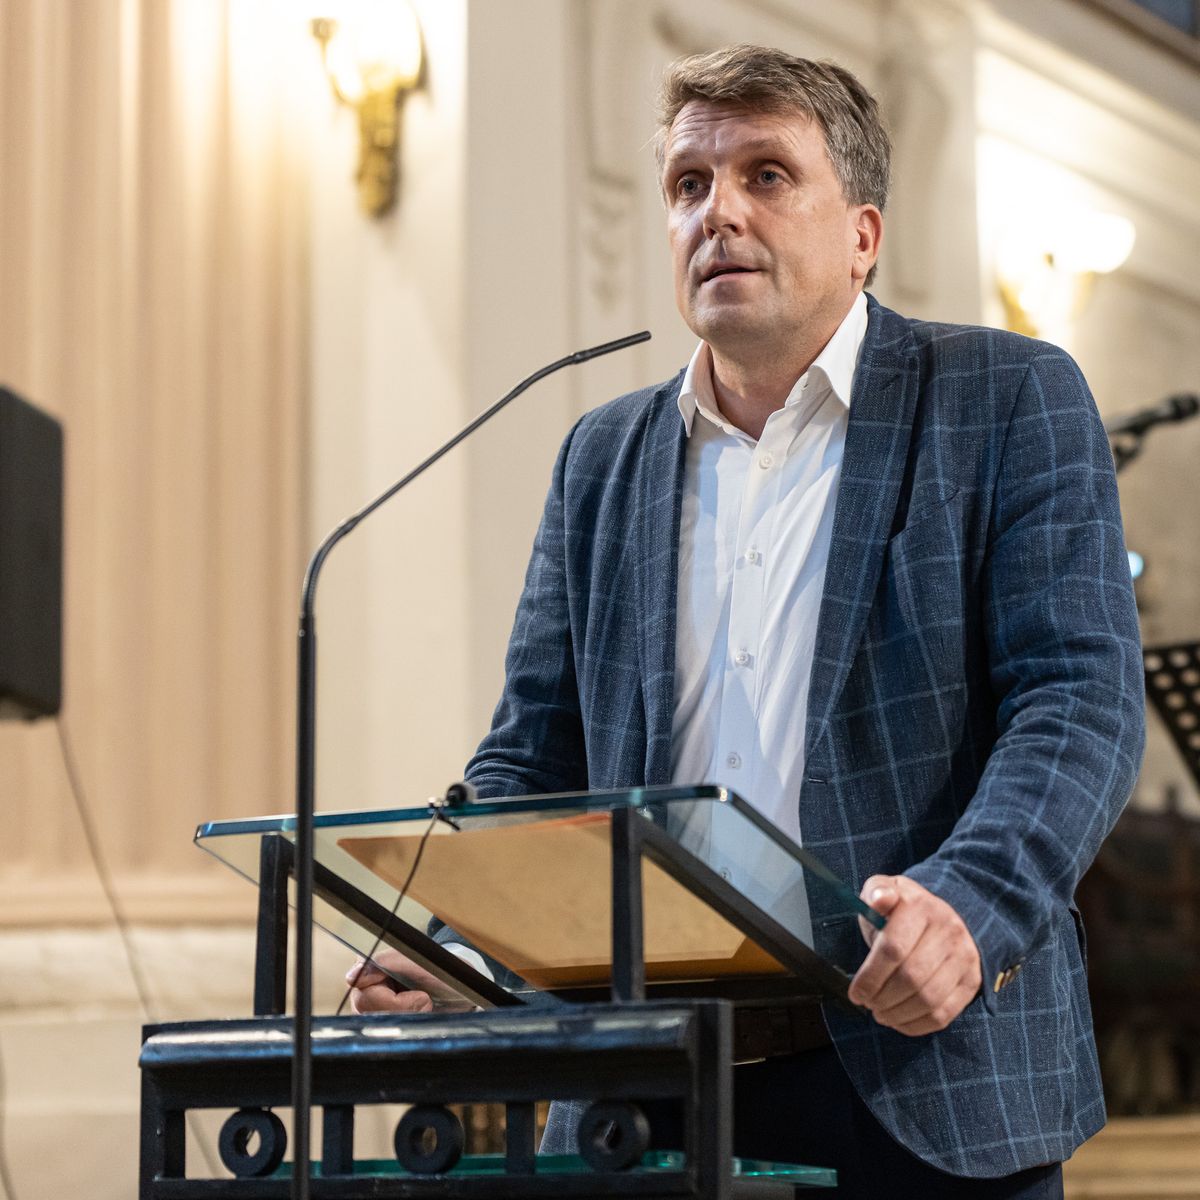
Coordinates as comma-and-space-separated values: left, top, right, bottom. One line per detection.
311, 2, 423, 218
995, 211, 1136, 341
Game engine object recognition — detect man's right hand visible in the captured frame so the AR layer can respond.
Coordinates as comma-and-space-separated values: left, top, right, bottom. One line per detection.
345, 949, 473, 1014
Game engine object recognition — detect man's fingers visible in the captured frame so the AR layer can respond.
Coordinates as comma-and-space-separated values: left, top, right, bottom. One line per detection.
856, 874, 900, 948
848, 903, 929, 1005
887, 978, 980, 1037
855, 932, 946, 1011
857, 907, 978, 1011
349, 983, 434, 1014
848, 875, 982, 1030
345, 953, 459, 999
869, 951, 964, 1026
345, 958, 385, 987
861, 875, 903, 915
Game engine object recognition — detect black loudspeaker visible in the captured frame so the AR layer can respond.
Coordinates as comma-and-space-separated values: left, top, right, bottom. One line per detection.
0, 386, 63, 719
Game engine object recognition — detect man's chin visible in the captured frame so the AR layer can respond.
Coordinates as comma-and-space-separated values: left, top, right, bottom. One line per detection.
684, 307, 779, 349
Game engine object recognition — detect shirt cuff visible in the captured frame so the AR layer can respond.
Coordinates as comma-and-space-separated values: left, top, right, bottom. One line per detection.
443, 943, 495, 982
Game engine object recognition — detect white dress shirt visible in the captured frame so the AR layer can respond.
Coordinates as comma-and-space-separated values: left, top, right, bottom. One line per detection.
445, 294, 868, 989
669, 292, 868, 945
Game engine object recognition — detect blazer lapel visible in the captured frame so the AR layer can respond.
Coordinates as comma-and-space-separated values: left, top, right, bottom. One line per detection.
636, 376, 688, 785
805, 301, 920, 758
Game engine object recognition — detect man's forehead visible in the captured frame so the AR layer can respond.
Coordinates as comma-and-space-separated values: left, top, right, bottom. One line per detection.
663, 100, 818, 162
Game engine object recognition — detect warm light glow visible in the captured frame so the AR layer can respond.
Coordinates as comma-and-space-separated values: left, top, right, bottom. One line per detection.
323, 29, 365, 104
314, 0, 421, 98
978, 135, 1137, 344
992, 212, 1135, 341
1048, 211, 1136, 276
310, 1, 424, 216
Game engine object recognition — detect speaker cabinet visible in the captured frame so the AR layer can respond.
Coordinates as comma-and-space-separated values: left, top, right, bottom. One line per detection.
0, 386, 63, 719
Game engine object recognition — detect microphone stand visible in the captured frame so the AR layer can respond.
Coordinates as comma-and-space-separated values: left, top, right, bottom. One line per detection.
1107, 393, 1199, 475
290, 330, 650, 1199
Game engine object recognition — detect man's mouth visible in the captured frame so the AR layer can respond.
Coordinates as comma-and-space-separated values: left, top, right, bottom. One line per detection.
701, 265, 757, 284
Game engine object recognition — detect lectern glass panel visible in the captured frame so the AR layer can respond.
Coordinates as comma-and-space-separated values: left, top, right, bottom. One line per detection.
194, 785, 878, 1003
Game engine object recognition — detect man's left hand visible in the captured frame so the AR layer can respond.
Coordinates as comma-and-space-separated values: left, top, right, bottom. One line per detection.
847, 875, 982, 1036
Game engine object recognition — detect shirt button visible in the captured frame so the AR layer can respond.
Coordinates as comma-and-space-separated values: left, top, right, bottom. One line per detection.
733, 649, 750, 667
758, 452, 774, 469
720, 868, 732, 882
745, 548, 761, 565
726, 752, 742, 769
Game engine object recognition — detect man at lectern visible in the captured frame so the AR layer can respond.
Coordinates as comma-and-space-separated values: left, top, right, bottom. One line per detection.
350, 44, 1144, 1199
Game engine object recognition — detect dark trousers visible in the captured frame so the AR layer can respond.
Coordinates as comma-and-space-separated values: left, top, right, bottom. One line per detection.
647, 1044, 1064, 1199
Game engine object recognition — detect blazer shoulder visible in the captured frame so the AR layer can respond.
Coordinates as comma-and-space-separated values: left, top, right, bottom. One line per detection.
872, 299, 1081, 376
574, 370, 684, 434
563, 369, 685, 466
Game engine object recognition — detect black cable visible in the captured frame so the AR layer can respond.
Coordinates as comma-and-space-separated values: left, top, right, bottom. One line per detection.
336, 810, 441, 1016
0, 1032, 17, 1200
54, 718, 221, 1177
56, 720, 159, 1015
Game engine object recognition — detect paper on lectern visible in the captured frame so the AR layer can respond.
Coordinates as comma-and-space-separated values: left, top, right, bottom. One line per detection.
338, 810, 786, 988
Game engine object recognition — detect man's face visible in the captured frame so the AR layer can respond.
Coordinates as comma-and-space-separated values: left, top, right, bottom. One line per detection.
662, 101, 880, 359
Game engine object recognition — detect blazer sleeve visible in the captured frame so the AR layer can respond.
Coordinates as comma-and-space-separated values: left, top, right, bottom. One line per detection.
425, 423, 591, 977
906, 346, 1145, 1012
462, 419, 590, 798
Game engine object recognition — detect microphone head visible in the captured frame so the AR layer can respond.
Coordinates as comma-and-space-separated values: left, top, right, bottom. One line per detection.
443, 780, 477, 808
1168, 393, 1199, 420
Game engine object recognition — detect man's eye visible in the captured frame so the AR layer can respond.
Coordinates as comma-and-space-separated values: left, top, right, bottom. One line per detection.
676, 177, 702, 198
758, 169, 780, 185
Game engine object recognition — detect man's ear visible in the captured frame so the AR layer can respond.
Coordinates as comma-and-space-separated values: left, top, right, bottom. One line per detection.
851, 205, 884, 283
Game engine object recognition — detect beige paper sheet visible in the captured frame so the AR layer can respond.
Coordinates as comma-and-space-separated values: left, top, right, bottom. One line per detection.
338, 811, 786, 988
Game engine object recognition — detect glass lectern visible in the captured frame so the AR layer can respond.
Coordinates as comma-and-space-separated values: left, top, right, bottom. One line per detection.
140, 786, 881, 1195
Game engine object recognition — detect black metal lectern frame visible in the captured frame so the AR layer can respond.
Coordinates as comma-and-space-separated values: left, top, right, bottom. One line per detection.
141, 796, 859, 1196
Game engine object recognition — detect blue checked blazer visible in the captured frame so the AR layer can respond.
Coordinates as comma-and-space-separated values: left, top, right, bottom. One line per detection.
464, 297, 1145, 1177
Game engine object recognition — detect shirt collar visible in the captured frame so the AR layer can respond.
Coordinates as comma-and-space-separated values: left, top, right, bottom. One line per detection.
677, 290, 869, 437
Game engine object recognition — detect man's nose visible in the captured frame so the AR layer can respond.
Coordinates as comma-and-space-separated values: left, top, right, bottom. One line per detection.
702, 178, 746, 238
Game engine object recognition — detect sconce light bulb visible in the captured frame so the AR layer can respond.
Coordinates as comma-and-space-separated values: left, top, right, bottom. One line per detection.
1045, 212, 1134, 276
310, 0, 424, 218
1086, 212, 1136, 275
325, 32, 366, 104
370, 1, 422, 87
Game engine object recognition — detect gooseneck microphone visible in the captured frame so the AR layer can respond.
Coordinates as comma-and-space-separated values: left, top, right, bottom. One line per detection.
1104, 393, 1199, 438
290, 330, 651, 1200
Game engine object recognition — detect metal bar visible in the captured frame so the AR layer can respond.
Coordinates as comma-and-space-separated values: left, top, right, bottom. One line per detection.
691, 1003, 732, 1200
308, 855, 521, 1010
503, 1102, 537, 1175
146, 1171, 698, 1197
609, 807, 646, 1003
320, 1105, 355, 1177
140, 1074, 185, 1200
140, 1003, 840, 1197
293, 609, 317, 1200
254, 836, 292, 1017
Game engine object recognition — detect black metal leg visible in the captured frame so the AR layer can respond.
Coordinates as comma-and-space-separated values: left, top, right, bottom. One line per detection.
693, 1003, 733, 1200
254, 834, 292, 1017
504, 1102, 537, 1175
140, 1073, 185, 1197
610, 807, 646, 1003
320, 1104, 355, 1176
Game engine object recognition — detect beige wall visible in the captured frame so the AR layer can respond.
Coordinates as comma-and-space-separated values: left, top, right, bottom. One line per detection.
1, 1, 1198, 1195
0, 0, 309, 928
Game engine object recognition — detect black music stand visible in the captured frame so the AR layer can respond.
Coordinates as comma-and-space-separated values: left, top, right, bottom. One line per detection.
1144, 643, 1200, 792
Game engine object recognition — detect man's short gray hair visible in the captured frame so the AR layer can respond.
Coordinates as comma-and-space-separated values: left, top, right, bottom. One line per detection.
655, 44, 891, 215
